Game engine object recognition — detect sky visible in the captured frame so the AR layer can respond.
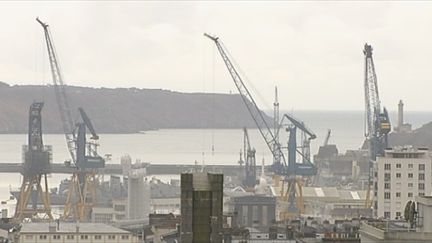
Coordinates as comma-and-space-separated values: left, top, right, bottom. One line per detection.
1, 1, 432, 111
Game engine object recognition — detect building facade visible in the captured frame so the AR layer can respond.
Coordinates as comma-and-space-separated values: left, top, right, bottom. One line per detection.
375, 148, 432, 219
18, 222, 137, 243
180, 172, 223, 243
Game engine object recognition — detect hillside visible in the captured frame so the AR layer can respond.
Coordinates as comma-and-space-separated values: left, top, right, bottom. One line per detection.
0, 82, 270, 133
389, 123, 432, 149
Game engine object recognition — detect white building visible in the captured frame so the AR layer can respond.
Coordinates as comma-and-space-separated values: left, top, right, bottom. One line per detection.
127, 168, 150, 220
18, 222, 137, 243
375, 148, 432, 219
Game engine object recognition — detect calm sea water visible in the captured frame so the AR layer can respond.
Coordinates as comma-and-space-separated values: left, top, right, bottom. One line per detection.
0, 110, 431, 207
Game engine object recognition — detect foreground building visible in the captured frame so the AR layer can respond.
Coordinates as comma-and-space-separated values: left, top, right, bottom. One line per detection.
180, 172, 223, 243
375, 148, 432, 219
17, 222, 136, 243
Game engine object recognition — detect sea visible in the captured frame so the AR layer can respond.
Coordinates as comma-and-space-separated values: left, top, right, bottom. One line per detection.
0, 110, 431, 214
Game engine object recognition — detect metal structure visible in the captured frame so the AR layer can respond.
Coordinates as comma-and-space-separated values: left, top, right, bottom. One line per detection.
363, 43, 391, 208
37, 18, 104, 221
278, 114, 317, 218
15, 102, 53, 220
323, 129, 331, 147
204, 33, 286, 173
204, 34, 316, 219
242, 127, 257, 188
273, 86, 280, 165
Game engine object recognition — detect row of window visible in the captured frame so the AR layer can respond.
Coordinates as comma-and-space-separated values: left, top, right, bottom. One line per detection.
25, 234, 130, 240
383, 173, 425, 180
384, 182, 425, 189
384, 163, 425, 170
383, 191, 425, 199
384, 211, 402, 218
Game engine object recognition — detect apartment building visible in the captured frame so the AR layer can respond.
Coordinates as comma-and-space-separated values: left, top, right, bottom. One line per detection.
375, 148, 431, 219
18, 222, 137, 243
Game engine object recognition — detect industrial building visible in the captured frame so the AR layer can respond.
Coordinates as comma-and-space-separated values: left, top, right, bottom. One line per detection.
233, 195, 276, 230
180, 172, 223, 243
374, 147, 432, 219
17, 222, 136, 243
127, 168, 150, 221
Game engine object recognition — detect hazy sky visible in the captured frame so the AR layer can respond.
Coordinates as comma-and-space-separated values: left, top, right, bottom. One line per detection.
1, 2, 432, 111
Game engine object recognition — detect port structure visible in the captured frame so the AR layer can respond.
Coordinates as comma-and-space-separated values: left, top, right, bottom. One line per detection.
204, 33, 317, 220
37, 18, 105, 221
242, 127, 257, 189
15, 102, 53, 220
363, 44, 391, 209
276, 113, 317, 219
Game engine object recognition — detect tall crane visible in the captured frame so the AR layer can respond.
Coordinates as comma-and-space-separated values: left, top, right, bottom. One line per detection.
363, 43, 391, 208
15, 102, 53, 220
205, 34, 316, 219
204, 34, 286, 174
36, 18, 76, 164
37, 18, 104, 221
323, 129, 331, 147
242, 127, 257, 188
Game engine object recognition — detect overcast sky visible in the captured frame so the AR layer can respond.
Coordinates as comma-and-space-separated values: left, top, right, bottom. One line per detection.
1, 1, 432, 111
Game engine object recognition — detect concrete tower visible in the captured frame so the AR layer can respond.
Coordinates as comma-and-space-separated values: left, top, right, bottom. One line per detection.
127, 168, 150, 220
398, 100, 404, 130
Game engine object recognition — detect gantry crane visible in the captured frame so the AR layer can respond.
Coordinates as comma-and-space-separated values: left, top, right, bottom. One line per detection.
363, 43, 391, 209
204, 34, 316, 219
37, 18, 104, 221
15, 102, 53, 220
242, 127, 257, 188
277, 114, 317, 218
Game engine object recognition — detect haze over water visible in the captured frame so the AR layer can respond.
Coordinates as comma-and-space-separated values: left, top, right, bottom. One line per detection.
0, 110, 430, 202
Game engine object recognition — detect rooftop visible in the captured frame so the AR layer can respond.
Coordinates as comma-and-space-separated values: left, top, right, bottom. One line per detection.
20, 222, 130, 234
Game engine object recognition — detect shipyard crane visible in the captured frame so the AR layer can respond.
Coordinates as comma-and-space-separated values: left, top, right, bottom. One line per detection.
323, 129, 331, 147
277, 113, 317, 218
15, 102, 53, 221
37, 18, 104, 221
242, 127, 257, 188
205, 34, 317, 219
363, 43, 391, 208
204, 33, 286, 173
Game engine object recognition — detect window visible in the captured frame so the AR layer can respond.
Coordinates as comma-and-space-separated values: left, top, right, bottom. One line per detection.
396, 163, 401, 168
408, 192, 413, 197
108, 235, 116, 240
385, 173, 391, 181
385, 164, 391, 170
419, 173, 425, 180
122, 235, 130, 240
419, 164, 425, 170
39, 235, 47, 240
66, 235, 74, 239
396, 173, 401, 178
419, 192, 425, 196
396, 192, 401, 198
396, 212, 401, 218
80, 235, 89, 240
408, 164, 413, 169
408, 183, 413, 187
53, 235, 61, 239
384, 212, 391, 218
408, 173, 413, 178
384, 183, 390, 189
384, 192, 391, 199
419, 183, 425, 190
94, 235, 102, 240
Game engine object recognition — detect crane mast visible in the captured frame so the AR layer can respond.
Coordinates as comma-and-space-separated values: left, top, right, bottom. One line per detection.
363, 43, 391, 208
36, 18, 76, 164
204, 33, 286, 172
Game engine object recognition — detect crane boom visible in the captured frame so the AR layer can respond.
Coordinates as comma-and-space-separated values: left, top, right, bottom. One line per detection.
204, 33, 287, 170
37, 18, 76, 164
